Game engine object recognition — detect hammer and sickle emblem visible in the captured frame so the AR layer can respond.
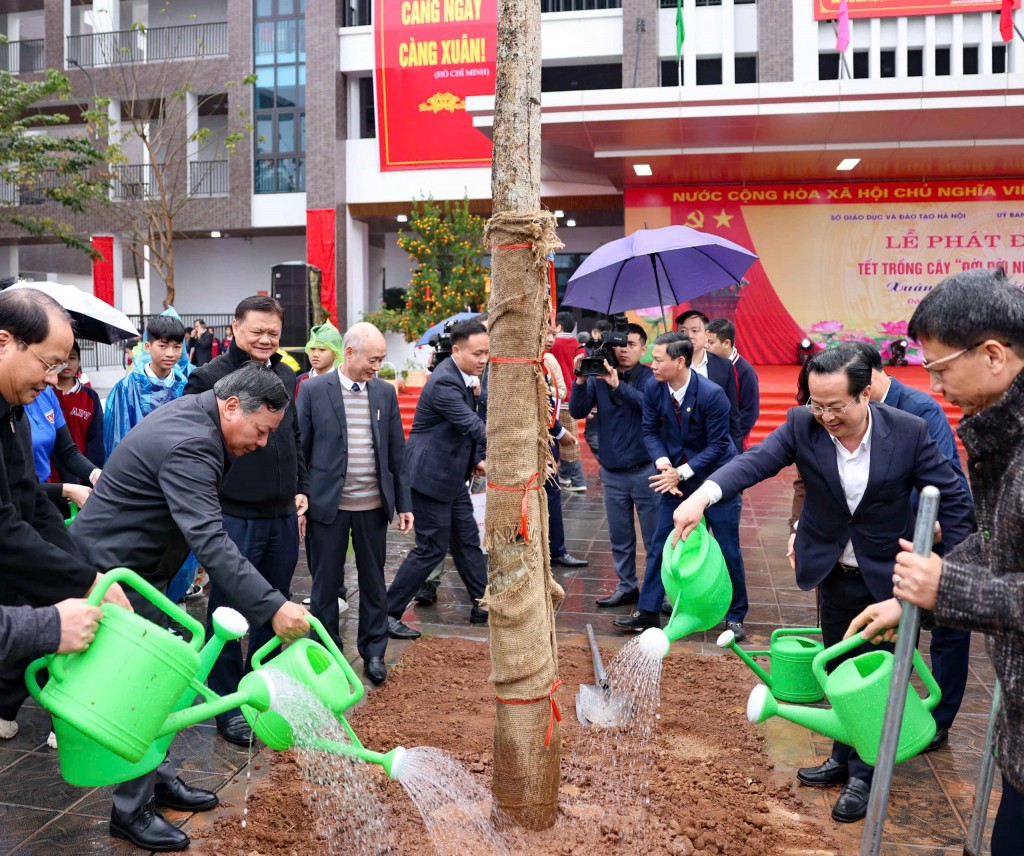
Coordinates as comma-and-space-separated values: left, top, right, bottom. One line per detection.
685, 210, 705, 230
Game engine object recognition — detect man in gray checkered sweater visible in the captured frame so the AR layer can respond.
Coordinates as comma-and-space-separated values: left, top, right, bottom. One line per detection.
848, 267, 1024, 855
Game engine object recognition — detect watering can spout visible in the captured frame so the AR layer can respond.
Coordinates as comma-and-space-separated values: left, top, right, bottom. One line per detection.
747, 684, 852, 746
157, 671, 273, 740
717, 630, 772, 686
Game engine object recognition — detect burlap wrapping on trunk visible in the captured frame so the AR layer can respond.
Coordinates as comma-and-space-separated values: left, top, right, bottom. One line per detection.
481, 211, 565, 829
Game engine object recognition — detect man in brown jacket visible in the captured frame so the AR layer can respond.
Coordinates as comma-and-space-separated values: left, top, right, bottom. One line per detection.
848, 267, 1024, 855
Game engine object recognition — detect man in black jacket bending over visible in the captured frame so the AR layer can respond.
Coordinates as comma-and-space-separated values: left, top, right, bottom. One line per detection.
183, 295, 309, 746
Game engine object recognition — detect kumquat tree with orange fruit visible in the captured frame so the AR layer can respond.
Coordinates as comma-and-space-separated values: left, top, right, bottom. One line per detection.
364, 196, 490, 342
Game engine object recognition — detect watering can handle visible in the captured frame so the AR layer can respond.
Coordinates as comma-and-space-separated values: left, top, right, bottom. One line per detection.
770, 627, 822, 644
250, 615, 366, 706
812, 632, 875, 691
911, 647, 943, 711
87, 567, 206, 655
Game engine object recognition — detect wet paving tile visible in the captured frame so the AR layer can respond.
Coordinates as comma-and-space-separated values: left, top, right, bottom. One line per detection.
0, 750, 86, 812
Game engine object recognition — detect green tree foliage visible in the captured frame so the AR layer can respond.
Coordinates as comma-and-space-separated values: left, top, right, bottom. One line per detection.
0, 68, 109, 254
364, 197, 489, 341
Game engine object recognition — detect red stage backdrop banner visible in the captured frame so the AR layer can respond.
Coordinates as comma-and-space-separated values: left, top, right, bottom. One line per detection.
307, 208, 338, 324
814, 0, 1017, 19
374, 0, 496, 170
90, 235, 114, 305
625, 178, 1024, 364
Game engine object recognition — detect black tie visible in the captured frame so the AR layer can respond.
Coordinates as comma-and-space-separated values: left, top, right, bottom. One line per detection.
352, 383, 360, 392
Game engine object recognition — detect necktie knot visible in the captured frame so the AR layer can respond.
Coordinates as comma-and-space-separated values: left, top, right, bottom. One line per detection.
352, 383, 360, 392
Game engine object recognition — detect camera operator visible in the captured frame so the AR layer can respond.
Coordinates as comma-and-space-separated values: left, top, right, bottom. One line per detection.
568, 323, 659, 607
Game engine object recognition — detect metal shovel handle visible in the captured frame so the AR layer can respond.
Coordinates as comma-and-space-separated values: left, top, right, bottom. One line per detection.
585, 623, 609, 691
860, 485, 940, 856
963, 681, 1001, 856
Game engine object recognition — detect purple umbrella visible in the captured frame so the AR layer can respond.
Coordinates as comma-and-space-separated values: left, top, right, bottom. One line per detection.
562, 225, 759, 323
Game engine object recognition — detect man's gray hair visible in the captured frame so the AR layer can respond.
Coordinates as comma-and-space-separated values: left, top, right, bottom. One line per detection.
213, 362, 289, 414
343, 321, 385, 353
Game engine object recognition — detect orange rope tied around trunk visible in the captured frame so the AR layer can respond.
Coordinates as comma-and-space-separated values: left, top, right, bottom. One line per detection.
493, 242, 533, 251
487, 472, 542, 541
489, 356, 541, 366
495, 679, 564, 747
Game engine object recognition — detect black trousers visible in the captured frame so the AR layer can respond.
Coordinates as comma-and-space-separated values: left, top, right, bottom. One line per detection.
308, 507, 388, 660
387, 488, 486, 620
206, 513, 298, 726
819, 564, 895, 787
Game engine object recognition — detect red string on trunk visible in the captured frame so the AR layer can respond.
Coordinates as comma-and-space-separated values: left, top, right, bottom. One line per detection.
495, 679, 563, 747
487, 472, 541, 541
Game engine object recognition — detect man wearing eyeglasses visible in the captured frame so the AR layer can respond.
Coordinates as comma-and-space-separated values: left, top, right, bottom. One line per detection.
846, 268, 1024, 856
668, 343, 974, 824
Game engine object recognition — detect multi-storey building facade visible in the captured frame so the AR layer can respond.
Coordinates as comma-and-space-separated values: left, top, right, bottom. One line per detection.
2, 0, 1021, 358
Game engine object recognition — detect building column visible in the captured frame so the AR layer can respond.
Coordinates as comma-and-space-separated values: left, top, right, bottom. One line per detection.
622, 0, 659, 89
0, 246, 20, 282
44, 0, 66, 72
765, 0, 795, 82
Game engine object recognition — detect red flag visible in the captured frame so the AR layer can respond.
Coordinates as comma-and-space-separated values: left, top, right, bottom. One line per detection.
836, 0, 850, 52
306, 209, 337, 325
1001, 0, 1014, 42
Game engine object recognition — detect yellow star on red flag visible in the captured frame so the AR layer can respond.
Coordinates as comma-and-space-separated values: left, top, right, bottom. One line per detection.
713, 209, 734, 229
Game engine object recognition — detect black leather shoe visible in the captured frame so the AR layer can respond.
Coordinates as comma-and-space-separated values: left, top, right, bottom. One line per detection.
596, 589, 639, 608
797, 757, 849, 787
726, 621, 747, 642
469, 605, 489, 624
387, 617, 421, 639
832, 777, 871, 823
922, 726, 949, 753
154, 776, 219, 812
364, 657, 387, 685
110, 800, 190, 852
552, 552, 588, 568
613, 610, 661, 632
414, 582, 438, 605
216, 715, 252, 747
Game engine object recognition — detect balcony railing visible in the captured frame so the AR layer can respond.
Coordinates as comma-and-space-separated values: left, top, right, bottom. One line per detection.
111, 164, 158, 201
189, 160, 229, 197
66, 22, 228, 68
0, 169, 71, 206
0, 39, 45, 74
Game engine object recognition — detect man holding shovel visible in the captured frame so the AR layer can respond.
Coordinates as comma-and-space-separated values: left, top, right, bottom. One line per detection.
846, 268, 1024, 853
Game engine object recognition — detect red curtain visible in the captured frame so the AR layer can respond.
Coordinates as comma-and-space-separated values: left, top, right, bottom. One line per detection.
307, 209, 337, 324
91, 235, 114, 305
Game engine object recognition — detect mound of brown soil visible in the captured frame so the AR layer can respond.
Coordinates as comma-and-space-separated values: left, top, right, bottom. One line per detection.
196, 637, 837, 855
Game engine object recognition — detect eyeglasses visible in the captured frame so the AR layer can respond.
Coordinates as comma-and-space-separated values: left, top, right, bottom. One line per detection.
805, 395, 859, 416
921, 342, 982, 373
17, 338, 67, 376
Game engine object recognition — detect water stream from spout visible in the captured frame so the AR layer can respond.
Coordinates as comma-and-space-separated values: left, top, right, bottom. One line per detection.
394, 746, 523, 856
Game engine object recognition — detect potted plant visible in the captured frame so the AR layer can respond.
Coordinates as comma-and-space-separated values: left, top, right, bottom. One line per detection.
377, 361, 400, 393
402, 358, 429, 390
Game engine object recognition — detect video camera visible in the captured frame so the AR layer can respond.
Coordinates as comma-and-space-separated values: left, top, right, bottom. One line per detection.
575, 314, 629, 377
428, 322, 453, 371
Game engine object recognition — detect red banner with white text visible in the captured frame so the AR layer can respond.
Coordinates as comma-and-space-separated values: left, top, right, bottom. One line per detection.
626, 178, 1024, 364
814, 0, 1017, 19
374, 0, 496, 170
91, 235, 114, 305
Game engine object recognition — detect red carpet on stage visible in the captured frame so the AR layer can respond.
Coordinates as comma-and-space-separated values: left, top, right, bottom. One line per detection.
396, 365, 961, 446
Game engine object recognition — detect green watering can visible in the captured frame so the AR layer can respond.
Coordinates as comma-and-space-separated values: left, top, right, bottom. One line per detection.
38, 603, 250, 787
239, 616, 407, 780
746, 632, 941, 765
718, 627, 825, 703
63, 501, 78, 528
26, 568, 274, 779
638, 520, 733, 660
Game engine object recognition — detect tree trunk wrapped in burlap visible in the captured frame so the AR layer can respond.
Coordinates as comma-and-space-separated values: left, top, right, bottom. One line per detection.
482, 211, 565, 830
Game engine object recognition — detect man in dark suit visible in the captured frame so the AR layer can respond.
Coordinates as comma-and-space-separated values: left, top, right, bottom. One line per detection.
70, 362, 310, 853
297, 322, 412, 685
706, 316, 760, 450
614, 332, 742, 631
848, 340, 972, 751
183, 295, 308, 747
670, 344, 974, 823
189, 319, 214, 366
386, 318, 490, 637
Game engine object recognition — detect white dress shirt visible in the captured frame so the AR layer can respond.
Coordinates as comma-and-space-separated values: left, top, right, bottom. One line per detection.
338, 367, 365, 391
700, 409, 874, 567
654, 371, 695, 481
